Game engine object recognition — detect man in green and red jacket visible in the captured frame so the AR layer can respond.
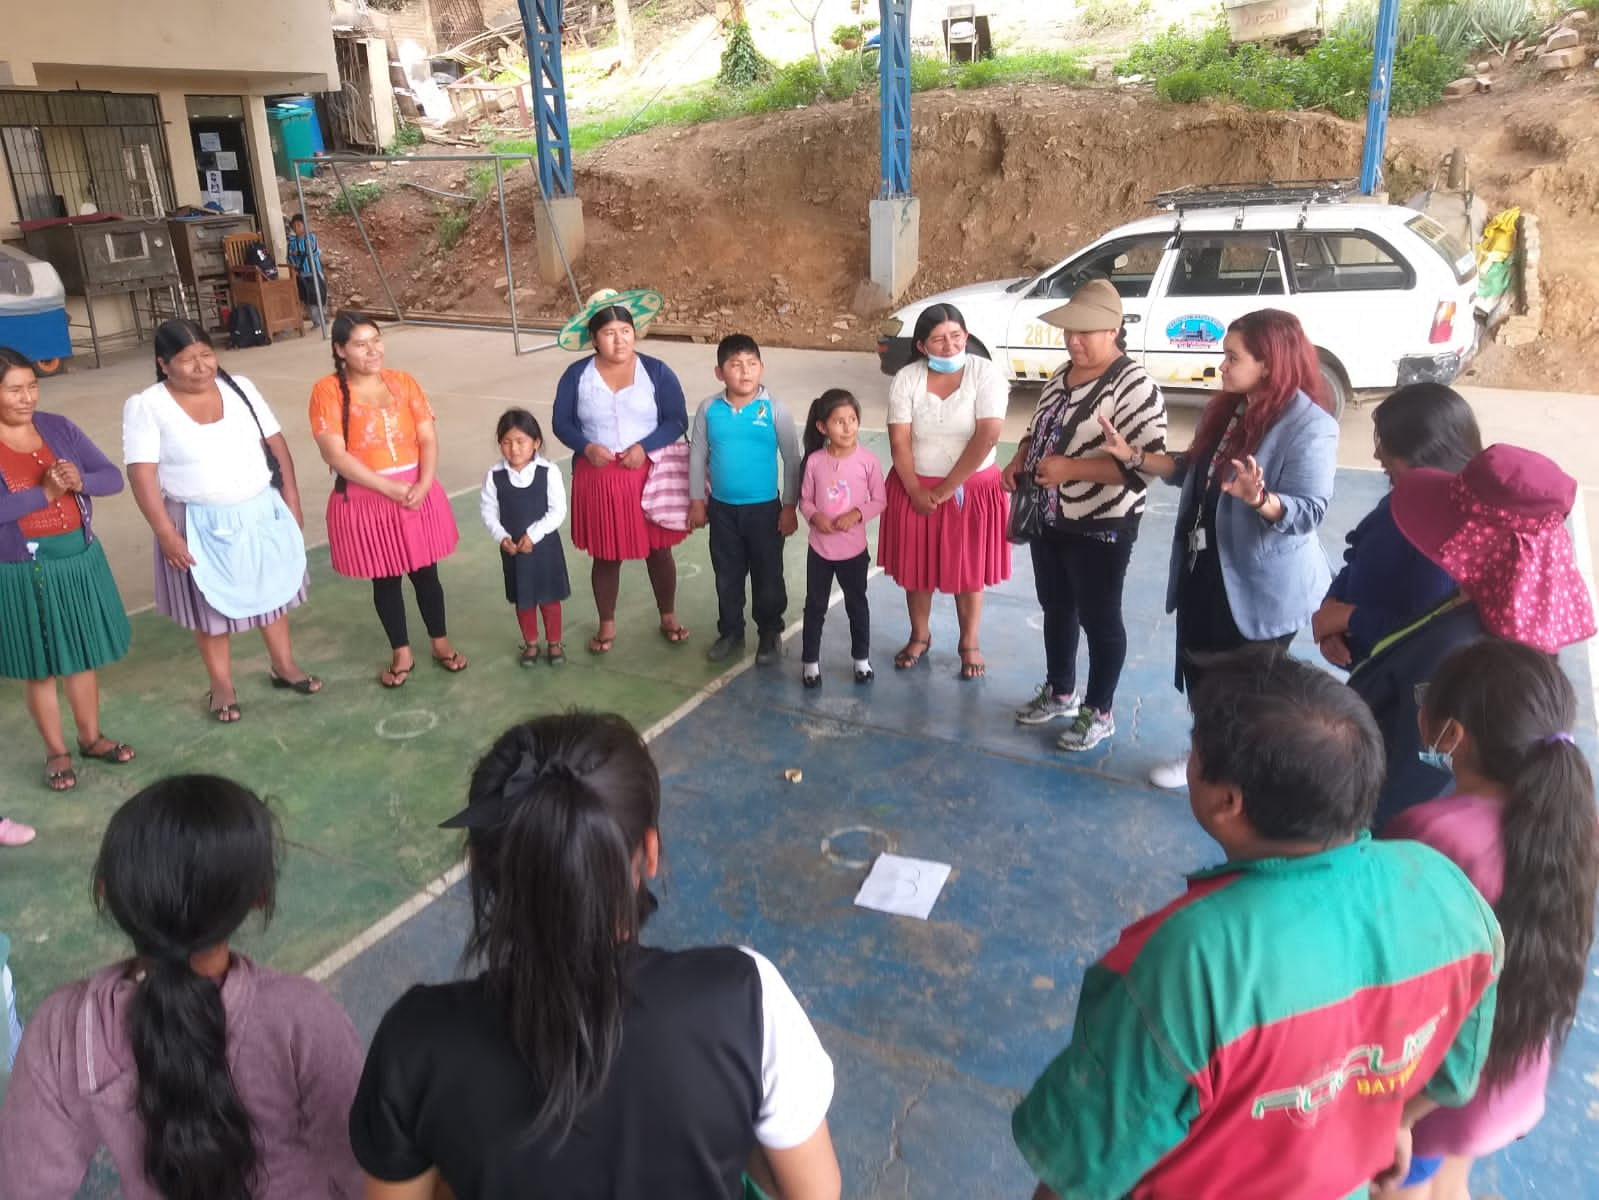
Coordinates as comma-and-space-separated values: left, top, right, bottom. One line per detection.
1014, 649, 1502, 1200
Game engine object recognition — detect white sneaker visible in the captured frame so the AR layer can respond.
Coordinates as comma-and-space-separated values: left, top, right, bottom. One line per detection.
1015, 684, 1081, 725
1148, 755, 1190, 790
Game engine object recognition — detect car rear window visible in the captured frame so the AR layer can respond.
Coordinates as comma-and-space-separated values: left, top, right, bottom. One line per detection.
1404, 214, 1476, 285
1286, 233, 1413, 292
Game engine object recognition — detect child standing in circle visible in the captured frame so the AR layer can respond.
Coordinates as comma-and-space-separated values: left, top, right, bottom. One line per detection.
798, 390, 885, 688
480, 408, 571, 667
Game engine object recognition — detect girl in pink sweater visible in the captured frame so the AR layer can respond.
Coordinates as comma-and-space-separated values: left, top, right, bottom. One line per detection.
0, 775, 364, 1199
798, 390, 886, 687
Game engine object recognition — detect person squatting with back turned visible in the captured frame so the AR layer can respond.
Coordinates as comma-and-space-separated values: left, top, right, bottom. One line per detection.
350, 711, 842, 1200
0, 774, 364, 1198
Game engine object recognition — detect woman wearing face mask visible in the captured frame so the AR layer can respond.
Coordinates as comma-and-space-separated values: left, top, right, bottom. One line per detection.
1375, 639, 1598, 1200
877, 303, 1012, 679
1090, 308, 1338, 789
124, 320, 319, 722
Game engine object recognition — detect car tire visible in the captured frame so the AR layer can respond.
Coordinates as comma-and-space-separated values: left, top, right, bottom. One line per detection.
1317, 354, 1350, 421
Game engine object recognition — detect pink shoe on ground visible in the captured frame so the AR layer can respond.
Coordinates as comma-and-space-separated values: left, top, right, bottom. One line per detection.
0, 817, 37, 847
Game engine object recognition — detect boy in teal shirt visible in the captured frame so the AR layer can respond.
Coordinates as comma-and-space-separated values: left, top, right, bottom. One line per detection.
688, 335, 802, 666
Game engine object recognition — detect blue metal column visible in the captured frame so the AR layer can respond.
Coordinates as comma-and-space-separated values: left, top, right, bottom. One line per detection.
878, 0, 911, 197
520, 0, 575, 198
1358, 0, 1401, 194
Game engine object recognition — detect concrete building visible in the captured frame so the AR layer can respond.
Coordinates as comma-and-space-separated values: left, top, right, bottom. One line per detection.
0, 0, 337, 340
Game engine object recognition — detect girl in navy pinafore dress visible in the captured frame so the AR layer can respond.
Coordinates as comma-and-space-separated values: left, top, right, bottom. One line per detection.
479, 409, 572, 665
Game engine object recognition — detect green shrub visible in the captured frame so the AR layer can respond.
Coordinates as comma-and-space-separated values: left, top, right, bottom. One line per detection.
435, 206, 470, 251
387, 124, 424, 152
329, 181, 383, 215
909, 53, 954, 91
466, 163, 496, 200
1335, 0, 1539, 54
718, 21, 771, 88
831, 23, 865, 46
1122, 20, 1464, 117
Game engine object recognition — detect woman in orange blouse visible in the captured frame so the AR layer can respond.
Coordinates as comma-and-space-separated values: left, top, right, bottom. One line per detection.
310, 313, 464, 687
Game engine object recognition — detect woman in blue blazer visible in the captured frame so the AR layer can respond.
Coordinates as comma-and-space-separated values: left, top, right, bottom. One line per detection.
1082, 310, 1339, 788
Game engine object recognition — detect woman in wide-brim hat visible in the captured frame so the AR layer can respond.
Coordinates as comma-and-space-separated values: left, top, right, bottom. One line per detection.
1351, 442, 1596, 827
550, 288, 691, 654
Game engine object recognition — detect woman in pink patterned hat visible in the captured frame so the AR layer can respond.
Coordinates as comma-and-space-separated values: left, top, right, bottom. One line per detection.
1351, 443, 1596, 826
1390, 443, 1596, 653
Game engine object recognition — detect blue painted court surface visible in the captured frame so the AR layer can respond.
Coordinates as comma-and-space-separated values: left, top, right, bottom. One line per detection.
326, 465, 1599, 1199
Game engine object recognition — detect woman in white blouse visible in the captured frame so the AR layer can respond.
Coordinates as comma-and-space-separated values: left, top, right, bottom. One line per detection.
551, 299, 690, 654
878, 304, 1012, 679
124, 320, 320, 722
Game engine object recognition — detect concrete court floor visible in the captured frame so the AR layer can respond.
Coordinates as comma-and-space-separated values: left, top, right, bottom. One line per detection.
2, 328, 1596, 1196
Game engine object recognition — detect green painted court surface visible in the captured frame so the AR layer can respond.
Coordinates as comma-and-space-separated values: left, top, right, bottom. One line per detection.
0, 479, 821, 1012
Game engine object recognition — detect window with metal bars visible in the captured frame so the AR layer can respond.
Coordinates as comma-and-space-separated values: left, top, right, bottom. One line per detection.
0, 90, 177, 223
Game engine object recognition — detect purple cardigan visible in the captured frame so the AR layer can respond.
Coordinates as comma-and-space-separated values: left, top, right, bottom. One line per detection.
0, 412, 123, 563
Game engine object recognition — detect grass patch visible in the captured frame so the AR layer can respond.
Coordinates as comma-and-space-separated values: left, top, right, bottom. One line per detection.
1119, 19, 1465, 118
435, 206, 470, 252
328, 181, 383, 215
385, 124, 424, 154
1076, 0, 1152, 34
560, 48, 1089, 154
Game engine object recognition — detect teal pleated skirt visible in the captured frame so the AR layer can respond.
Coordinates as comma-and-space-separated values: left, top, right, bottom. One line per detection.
0, 531, 132, 681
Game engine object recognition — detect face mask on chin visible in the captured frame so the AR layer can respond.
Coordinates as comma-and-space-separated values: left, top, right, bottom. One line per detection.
926, 350, 968, 375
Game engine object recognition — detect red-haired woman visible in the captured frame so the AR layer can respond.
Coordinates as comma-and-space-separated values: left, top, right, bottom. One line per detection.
1085, 309, 1339, 787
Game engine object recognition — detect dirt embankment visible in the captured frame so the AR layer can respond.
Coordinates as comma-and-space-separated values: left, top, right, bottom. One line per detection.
293, 76, 1599, 391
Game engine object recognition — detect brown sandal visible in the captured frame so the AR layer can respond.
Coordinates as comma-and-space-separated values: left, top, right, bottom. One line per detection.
78, 737, 136, 764
894, 637, 931, 669
45, 752, 77, 791
958, 645, 987, 680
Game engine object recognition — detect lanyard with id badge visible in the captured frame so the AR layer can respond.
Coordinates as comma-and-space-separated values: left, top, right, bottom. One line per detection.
1184, 411, 1242, 572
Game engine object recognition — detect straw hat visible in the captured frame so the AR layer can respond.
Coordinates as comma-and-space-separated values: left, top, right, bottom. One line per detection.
557, 287, 664, 352
1040, 278, 1123, 331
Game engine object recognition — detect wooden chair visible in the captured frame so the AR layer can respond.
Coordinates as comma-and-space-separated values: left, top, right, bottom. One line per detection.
223, 233, 303, 339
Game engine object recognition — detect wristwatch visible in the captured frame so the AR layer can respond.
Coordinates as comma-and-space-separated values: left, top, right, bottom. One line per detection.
1126, 448, 1145, 471
1251, 489, 1272, 511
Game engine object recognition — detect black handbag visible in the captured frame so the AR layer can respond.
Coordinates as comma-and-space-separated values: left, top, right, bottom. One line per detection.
221, 372, 285, 491
1006, 475, 1047, 544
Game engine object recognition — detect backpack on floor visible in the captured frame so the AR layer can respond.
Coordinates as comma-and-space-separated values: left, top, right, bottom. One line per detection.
227, 304, 271, 349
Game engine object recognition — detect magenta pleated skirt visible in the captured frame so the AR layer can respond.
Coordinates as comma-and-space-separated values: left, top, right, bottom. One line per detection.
570, 457, 689, 562
877, 465, 1011, 595
325, 466, 460, 580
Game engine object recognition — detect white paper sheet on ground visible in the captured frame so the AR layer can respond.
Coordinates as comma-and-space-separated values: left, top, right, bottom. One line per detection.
853, 854, 952, 920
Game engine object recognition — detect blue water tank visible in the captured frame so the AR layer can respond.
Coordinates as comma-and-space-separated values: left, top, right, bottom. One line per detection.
275, 95, 326, 156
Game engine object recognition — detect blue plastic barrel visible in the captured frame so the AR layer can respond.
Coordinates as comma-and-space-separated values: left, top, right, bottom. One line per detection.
277, 95, 327, 156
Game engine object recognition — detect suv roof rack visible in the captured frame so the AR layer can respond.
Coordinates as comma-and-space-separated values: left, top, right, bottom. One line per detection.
1152, 179, 1360, 231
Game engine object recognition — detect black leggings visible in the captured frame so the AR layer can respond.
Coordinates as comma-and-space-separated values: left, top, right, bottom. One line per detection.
802, 548, 871, 662
372, 565, 448, 650
1030, 525, 1136, 713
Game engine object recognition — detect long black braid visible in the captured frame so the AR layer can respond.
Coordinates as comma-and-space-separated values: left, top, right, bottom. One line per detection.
329, 311, 378, 496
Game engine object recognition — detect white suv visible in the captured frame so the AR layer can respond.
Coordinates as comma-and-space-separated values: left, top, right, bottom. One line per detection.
877, 182, 1479, 415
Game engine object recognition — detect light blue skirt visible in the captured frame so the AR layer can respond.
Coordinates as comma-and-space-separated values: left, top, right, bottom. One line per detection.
185, 488, 308, 620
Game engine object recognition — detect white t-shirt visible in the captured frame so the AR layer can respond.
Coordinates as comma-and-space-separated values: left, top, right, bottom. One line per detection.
575, 359, 658, 453
123, 376, 281, 505
738, 947, 836, 1150
887, 356, 1010, 477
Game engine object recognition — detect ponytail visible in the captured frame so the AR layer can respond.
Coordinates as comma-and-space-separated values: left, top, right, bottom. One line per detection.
330, 311, 378, 497
94, 775, 279, 1200
802, 389, 861, 466
1424, 640, 1599, 1088
1489, 729, 1598, 1084
129, 959, 257, 1199
460, 714, 661, 1143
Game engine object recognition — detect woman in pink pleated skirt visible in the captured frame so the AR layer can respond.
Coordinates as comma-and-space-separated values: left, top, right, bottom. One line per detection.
309, 313, 464, 688
879, 304, 1012, 680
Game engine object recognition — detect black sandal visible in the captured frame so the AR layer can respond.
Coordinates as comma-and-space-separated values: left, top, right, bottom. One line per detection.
269, 671, 322, 694
207, 692, 243, 722
958, 645, 987, 680
546, 642, 566, 666
894, 637, 931, 669
45, 752, 77, 791
520, 643, 541, 668
77, 737, 136, 764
